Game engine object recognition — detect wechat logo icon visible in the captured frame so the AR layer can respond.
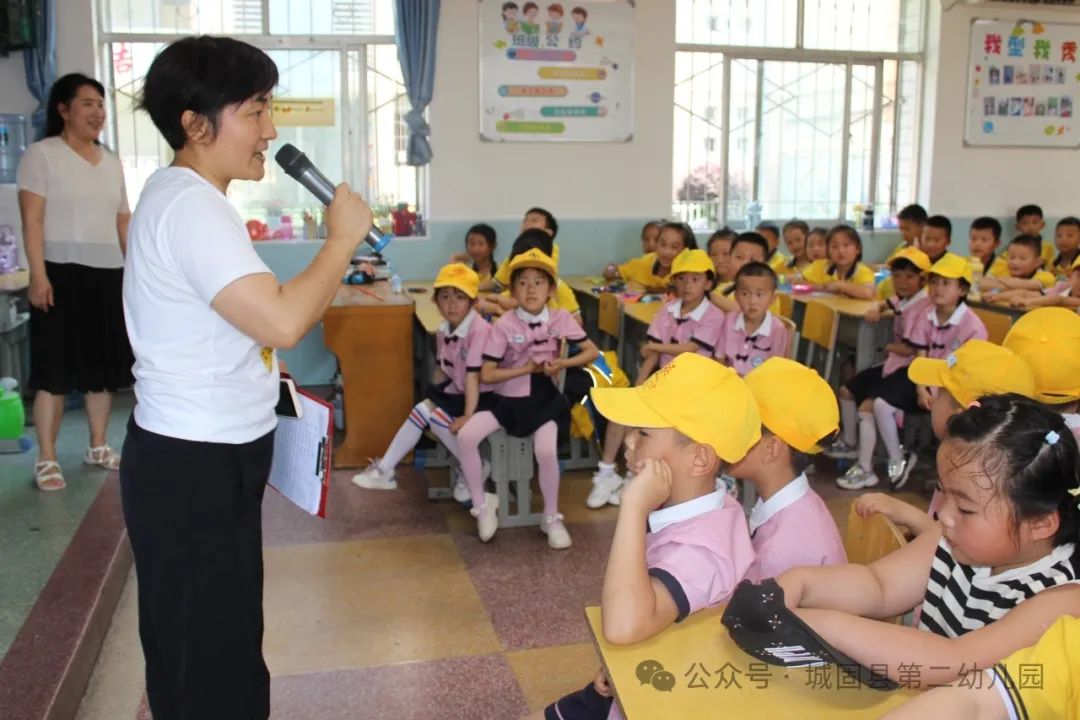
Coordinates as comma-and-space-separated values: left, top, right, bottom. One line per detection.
636, 659, 676, 692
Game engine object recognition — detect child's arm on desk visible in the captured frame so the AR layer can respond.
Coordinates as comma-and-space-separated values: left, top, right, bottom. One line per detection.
881, 676, 1007, 720
480, 360, 536, 385
825, 280, 875, 299
854, 493, 936, 536
601, 459, 681, 645
794, 584, 1080, 687
988, 275, 1044, 291
1014, 291, 1080, 309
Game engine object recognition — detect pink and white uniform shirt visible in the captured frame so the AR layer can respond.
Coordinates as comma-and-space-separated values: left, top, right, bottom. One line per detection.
645, 298, 726, 367
881, 289, 931, 377
480, 306, 586, 397
718, 311, 791, 376
435, 310, 495, 394
905, 303, 988, 360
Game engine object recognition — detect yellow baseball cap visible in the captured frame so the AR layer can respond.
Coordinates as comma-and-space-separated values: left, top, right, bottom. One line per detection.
671, 249, 714, 276
1072, 254, 1080, 270
888, 247, 932, 272
743, 357, 839, 453
507, 248, 559, 279
927, 252, 973, 284
433, 263, 480, 299
590, 353, 761, 463
907, 339, 1036, 407
1003, 307, 1080, 404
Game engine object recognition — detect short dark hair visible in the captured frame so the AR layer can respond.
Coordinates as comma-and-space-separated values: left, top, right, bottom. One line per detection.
926, 215, 952, 239
826, 224, 864, 267
640, 220, 663, 238
707, 227, 735, 251
659, 221, 698, 250
138, 36, 278, 151
970, 216, 1002, 242
502, 1, 518, 10
945, 394, 1079, 547
889, 257, 921, 275
524, 207, 558, 238
782, 219, 810, 235
763, 428, 839, 475
46, 73, 105, 139
755, 222, 780, 240
1016, 204, 1044, 221
1056, 216, 1080, 231
897, 204, 928, 224
1009, 234, 1043, 257
732, 232, 770, 260
466, 223, 497, 252
734, 261, 778, 290
509, 228, 554, 260
809, 227, 828, 239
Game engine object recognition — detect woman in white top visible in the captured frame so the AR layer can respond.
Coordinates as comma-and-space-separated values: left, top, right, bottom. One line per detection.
121, 36, 371, 720
16, 73, 133, 491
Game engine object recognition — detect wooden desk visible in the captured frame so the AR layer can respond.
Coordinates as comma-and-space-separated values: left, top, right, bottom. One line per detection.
564, 275, 606, 342
788, 293, 890, 377
619, 302, 663, 381
586, 605, 917, 719
405, 282, 442, 335
323, 281, 414, 467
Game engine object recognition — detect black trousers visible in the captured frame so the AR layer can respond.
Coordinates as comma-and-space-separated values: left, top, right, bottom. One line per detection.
120, 416, 275, 720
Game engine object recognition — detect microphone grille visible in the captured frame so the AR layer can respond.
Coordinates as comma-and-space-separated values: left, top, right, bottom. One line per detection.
274, 143, 304, 173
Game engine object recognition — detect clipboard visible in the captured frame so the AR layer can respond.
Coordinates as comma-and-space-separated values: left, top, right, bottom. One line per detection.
268, 384, 333, 518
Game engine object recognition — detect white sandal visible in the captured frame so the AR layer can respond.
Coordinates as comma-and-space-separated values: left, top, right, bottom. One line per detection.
34, 460, 66, 492
84, 445, 121, 471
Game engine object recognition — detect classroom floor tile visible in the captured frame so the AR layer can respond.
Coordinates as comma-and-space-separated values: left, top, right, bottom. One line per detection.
262, 535, 502, 675
505, 642, 602, 712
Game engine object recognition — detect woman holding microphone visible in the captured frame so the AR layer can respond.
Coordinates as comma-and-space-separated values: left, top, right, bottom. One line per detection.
122, 36, 372, 719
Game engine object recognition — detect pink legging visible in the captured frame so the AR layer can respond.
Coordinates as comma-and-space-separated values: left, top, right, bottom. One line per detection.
457, 411, 561, 516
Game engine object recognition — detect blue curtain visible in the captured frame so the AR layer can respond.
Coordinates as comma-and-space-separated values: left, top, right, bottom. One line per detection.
23, 0, 58, 141
394, 0, 440, 166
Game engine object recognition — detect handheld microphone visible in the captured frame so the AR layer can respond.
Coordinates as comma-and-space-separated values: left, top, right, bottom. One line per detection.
274, 143, 392, 253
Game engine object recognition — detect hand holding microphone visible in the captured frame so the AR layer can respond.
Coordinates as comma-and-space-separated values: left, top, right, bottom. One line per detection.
274, 143, 387, 253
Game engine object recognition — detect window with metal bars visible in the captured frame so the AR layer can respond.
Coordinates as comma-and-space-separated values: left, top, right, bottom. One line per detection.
673, 0, 924, 230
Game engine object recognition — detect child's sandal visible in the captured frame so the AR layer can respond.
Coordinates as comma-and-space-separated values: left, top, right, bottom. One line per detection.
34, 460, 66, 492
84, 445, 121, 471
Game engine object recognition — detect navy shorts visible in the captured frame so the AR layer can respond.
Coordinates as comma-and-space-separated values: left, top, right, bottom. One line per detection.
544, 682, 613, 720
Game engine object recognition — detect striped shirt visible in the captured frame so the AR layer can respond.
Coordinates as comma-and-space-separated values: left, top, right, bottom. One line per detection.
917, 539, 1079, 638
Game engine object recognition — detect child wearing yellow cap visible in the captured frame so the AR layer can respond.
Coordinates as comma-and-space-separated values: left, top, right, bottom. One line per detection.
458, 248, 599, 549
602, 222, 697, 293
487, 229, 582, 320
882, 616, 1080, 720
484, 207, 560, 292
830, 247, 930, 489
780, 394, 1080, 690
1004, 307, 1080, 444
855, 339, 1037, 536
352, 263, 495, 500
535, 353, 760, 720
588, 249, 725, 510
731, 358, 847, 581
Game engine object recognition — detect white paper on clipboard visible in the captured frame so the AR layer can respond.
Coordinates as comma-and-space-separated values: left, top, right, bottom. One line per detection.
269, 392, 332, 516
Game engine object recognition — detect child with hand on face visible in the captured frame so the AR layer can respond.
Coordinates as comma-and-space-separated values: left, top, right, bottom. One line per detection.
587, 249, 724, 510
734, 358, 847, 581
779, 394, 1080, 689
457, 249, 599, 549
352, 264, 494, 502
534, 353, 761, 720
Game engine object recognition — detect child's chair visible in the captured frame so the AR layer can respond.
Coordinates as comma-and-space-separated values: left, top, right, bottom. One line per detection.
799, 300, 840, 385
844, 502, 908, 625
777, 293, 794, 320
970, 306, 1012, 345
776, 315, 798, 360
597, 292, 624, 352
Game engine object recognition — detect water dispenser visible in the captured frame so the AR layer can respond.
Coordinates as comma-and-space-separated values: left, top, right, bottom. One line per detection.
0, 115, 29, 185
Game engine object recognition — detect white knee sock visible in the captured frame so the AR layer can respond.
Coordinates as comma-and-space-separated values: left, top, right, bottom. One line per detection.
841, 397, 858, 447
857, 412, 876, 472
378, 402, 430, 472
427, 406, 461, 461
873, 398, 903, 462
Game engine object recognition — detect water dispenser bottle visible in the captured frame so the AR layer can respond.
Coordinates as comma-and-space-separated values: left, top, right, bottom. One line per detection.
0, 115, 28, 185
0, 225, 18, 273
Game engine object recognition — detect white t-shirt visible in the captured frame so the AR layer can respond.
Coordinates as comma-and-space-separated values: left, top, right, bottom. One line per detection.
123, 167, 278, 444
16, 136, 129, 268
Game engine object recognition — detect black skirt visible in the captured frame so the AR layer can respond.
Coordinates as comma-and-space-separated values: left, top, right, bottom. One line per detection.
424, 382, 496, 418
29, 261, 134, 395
492, 373, 569, 438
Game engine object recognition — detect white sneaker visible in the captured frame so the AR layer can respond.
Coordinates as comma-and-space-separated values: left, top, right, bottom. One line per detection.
471, 492, 499, 542
541, 513, 572, 549
823, 439, 858, 459
351, 461, 397, 490
586, 469, 624, 509
836, 464, 880, 490
451, 466, 470, 503
888, 452, 917, 490
608, 482, 623, 506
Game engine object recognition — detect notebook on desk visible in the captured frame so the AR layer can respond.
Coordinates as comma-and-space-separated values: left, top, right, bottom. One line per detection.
269, 385, 333, 518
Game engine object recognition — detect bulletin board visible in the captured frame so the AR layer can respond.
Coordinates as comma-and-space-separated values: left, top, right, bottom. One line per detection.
479, 0, 635, 142
965, 18, 1080, 147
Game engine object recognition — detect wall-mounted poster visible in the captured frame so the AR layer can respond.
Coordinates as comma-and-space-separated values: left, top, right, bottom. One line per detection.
966, 18, 1080, 147
479, 0, 635, 142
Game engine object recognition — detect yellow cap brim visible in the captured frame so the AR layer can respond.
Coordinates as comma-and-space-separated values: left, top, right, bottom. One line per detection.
509, 260, 558, 278
591, 385, 671, 431
907, 357, 947, 390
433, 280, 477, 299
